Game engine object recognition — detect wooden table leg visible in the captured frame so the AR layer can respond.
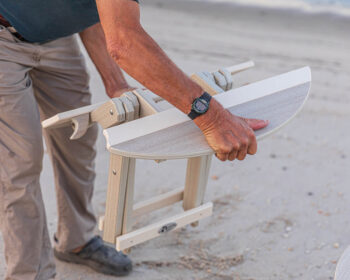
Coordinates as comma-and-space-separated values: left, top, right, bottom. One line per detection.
121, 158, 136, 254
183, 155, 212, 227
102, 154, 130, 244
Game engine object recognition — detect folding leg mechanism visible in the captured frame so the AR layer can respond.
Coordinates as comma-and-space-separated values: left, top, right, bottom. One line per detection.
42, 61, 259, 253
99, 154, 214, 252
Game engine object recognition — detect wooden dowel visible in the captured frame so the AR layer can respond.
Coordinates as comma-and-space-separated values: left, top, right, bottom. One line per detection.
225, 61, 255, 75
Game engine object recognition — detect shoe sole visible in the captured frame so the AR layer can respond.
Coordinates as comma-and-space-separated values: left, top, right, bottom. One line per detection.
54, 249, 132, 277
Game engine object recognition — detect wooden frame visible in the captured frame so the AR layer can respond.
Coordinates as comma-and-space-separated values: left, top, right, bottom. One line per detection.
42, 62, 311, 253
116, 203, 213, 251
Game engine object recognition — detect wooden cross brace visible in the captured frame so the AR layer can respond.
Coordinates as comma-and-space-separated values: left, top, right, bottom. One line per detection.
42, 61, 311, 253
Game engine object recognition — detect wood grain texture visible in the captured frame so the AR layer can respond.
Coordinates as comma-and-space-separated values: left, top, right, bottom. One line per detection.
190, 72, 224, 95
105, 68, 311, 160
132, 187, 184, 217
121, 158, 136, 236
183, 155, 212, 227
42, 102, 103, 129
132, 89, 162, 117
183, 156, 212, 211
91, 98, 126, 129
116, 202, 213, 251
102, 155, 130, 243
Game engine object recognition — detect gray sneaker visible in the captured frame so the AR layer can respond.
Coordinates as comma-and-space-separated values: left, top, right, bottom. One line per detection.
54, 236, 132, 276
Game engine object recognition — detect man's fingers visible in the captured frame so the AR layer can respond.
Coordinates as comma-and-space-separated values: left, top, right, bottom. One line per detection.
215, 153, 228, 161
228, 149, 238, 161
247, 137, 258, 155
237, 150, 247, 161
242, 118, 269, 131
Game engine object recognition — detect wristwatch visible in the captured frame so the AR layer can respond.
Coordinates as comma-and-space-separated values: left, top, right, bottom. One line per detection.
188, 92, 212, 120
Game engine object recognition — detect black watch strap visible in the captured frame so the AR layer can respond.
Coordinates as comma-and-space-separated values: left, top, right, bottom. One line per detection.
188, 92, 212, 120
188, 109, 200, 120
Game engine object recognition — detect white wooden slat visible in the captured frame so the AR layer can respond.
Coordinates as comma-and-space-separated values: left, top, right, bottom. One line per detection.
132, 187, 184, 217
121, 158, 136, 237
183, 155, 212, 211
102, 155, 130, 243
42, 102, 104, 129
116, 202, 213, 251
226, 61, 255, 75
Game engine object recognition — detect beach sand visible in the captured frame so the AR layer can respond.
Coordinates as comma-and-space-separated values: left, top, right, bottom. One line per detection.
1, 1, 350, 279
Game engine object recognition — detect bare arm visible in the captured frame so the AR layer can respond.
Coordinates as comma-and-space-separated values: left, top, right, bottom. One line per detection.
80, 23, 135, 97
95, 0, 268, 161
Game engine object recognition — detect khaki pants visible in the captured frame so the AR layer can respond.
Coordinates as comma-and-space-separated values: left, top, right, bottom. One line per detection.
0, 26, 98, 280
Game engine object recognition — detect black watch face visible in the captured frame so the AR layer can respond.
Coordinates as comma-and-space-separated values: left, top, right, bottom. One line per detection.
193, 98, 209, 114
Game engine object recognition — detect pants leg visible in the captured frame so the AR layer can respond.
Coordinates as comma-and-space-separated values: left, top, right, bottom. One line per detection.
31, 35, 98, 252
0, 27, 55, 280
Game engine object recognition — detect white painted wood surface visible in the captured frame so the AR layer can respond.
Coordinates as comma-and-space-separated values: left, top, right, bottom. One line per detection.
133, 187, 184, 217
132, 89, 162, 117
190, 61, 254, 95
183, 156, 212, 210
121, 158, 136, 237
226, 61, 255, 75
98, 187, 184, 231
335, 246, 350, 280
69, 114, 90, 140
42, 102, 103, 129
116, 202, 213, 251
104, 67, 311, 160
183, 155, 212, 227
90, 98, 126, 129
102, 155, 130, 243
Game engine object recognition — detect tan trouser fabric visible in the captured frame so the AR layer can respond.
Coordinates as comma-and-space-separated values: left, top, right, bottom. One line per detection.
0, 26, 98, 280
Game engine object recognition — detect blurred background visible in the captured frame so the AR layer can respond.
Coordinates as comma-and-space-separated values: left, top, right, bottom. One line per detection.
1, 0, 349, 279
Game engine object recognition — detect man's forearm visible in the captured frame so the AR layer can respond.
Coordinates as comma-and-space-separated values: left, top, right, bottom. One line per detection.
80, 23, 131, 97
96, 0, 222, 126
107, 27, 204, 115
95, 0, 267, 162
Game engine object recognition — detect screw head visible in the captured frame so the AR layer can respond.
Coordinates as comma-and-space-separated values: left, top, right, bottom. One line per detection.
112, 170, 117, 175
110, 109, 114, 115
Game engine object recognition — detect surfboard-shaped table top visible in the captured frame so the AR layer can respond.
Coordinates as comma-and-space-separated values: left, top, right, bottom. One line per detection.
104, 67, 311, 160
335, 246, 350, 280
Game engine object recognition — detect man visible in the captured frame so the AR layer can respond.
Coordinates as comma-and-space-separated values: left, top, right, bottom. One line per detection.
0, 0, 268, 279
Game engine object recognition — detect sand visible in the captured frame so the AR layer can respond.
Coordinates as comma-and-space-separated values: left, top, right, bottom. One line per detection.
1, 0, 350, 279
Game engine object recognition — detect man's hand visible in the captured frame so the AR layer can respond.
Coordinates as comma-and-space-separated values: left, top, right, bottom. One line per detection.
195, 101, 268, 161
96, 0, 268, 161
109, 87, 136, 98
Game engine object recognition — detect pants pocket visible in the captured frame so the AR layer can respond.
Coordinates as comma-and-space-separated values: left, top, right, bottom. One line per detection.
0, 25, 16, 42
